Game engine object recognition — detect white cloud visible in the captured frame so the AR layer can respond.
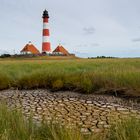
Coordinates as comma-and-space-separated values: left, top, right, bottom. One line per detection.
83, 27, 95, 35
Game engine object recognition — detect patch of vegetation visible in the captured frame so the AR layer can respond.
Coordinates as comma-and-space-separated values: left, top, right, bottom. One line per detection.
108, 117, 140, 140
0, 58, 139, 95
0, 73, 11, 90
0, 103, 140, 140
0, 103, 92, 140
0, 54, 11, 58
88, 56, 117, 59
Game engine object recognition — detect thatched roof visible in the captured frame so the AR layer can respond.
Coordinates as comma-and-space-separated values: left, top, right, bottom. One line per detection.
53, 45, 69, 55
21, 42, 40, 54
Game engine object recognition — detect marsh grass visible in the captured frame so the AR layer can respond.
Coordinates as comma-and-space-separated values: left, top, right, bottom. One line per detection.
0, 103, 140, 140
107, 117, 140, 140
0, 104, 35, 140
0, 104, 94, 140
0, 58, 139, 94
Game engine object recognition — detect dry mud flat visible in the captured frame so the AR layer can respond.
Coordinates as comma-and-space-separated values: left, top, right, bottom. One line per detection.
0, 90, 140, 133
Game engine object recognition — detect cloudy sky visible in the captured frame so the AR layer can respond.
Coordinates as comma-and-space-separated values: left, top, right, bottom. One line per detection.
0, 0, 140, 57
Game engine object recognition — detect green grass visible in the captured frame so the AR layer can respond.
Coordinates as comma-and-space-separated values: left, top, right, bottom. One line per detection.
108, 117, 140, 140
0, 103, 140, 140
0, 104, 93, 140
0, 58, 140, 95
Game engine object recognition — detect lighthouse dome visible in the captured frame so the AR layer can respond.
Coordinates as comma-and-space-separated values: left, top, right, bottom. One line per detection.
42, 9, 49, 18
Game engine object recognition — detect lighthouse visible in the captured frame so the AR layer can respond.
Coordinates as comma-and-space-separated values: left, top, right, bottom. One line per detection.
42, 9, 51, 54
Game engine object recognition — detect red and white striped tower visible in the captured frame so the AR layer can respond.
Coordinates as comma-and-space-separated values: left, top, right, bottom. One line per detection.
42, 9, 51, 54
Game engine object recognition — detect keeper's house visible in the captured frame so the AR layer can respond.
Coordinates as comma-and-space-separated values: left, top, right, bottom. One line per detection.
20, 42, 40, 55
20, 42, 75, 56
52, 45, 70, 56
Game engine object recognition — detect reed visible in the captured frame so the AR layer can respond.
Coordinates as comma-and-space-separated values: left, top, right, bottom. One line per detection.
0, 58, 139, 94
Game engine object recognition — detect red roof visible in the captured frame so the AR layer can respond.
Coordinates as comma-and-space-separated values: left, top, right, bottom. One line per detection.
21, 43, 40, 54
53, 45, 69, 55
